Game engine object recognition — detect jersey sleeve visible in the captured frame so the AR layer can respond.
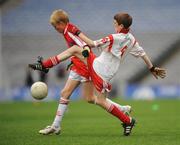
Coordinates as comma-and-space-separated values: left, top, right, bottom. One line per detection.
129, 41, 146, 57
67, 32, 87, 47
68, 23, 81, 36
93, 35, 113, 51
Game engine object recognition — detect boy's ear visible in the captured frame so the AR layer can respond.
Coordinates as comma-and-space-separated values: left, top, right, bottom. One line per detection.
120, 24, 124, 28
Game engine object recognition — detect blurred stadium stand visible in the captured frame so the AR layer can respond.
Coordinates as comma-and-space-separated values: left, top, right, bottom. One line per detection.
0, 0, 180, 100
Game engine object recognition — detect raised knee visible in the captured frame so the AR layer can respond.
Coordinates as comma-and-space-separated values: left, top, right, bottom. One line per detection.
86, 97, 95, 104
69, 45, 79, 53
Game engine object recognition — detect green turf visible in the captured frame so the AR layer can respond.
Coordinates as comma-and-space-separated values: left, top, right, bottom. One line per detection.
0, 99, 180, 145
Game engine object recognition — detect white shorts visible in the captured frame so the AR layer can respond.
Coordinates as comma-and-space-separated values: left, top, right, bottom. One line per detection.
68, 70, 88, 82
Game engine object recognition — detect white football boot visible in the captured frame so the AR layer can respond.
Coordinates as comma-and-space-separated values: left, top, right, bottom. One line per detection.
39, 125, 61, 135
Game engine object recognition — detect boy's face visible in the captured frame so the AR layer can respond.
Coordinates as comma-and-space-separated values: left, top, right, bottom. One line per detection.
51, 22, 66, 33
113, 19, 123, 33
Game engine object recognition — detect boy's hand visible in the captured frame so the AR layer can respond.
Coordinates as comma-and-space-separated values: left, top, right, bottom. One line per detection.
150, 67, 166, 79
29, 56, 49, 73
82, 45, 90, 57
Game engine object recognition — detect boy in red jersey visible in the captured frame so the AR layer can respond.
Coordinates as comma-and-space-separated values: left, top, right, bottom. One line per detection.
30, 10, 132, 135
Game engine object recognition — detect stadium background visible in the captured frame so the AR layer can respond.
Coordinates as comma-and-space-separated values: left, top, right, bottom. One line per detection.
0, 0, 180, 100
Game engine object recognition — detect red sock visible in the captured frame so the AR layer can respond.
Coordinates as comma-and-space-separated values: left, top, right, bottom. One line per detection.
108, 104, 131, 124
42, 56, 60, 68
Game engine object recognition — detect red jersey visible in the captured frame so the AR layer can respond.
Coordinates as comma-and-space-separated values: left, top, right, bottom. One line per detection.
63, 23, 90, 79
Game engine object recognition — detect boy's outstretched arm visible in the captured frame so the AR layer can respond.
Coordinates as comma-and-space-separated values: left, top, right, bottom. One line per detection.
79, 33, 95, 47
141, 54, 166, 79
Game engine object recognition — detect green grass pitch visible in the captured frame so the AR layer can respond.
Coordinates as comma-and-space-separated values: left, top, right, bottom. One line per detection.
0, 99, 180, 145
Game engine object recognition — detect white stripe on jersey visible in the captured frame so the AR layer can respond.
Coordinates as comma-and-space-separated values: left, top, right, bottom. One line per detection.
68, 32, 86, 47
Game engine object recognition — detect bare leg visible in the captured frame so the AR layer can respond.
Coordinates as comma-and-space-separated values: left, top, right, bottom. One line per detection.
39, 78, 81, 135
81, 81, 95, 103
52, 78, 80, 128
56, 45, 87, 64
60, 78, 80, 100
81, 82, 131, 124
94, 89, 111, 110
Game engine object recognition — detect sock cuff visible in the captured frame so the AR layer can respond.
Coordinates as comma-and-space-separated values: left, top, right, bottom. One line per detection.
60, 98, 70, 105
50, 56, 60, 66
42, 56, 60, 68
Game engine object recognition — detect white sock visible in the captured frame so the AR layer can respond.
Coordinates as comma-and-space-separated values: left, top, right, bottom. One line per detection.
106, 98, 127, 112
52, 98, 69, 128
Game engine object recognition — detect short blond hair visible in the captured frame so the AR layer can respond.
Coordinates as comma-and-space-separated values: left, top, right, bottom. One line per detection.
50, 9, 69, 25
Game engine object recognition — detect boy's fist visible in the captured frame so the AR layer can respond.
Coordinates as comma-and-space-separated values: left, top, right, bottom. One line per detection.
82, 45, 90, 57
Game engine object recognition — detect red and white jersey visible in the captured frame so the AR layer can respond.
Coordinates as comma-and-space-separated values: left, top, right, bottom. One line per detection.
92, 29, 146, 82
63, 23, 89, 79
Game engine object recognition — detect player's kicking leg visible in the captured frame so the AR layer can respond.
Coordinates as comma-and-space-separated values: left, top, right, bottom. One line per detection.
29, 45, 86, 73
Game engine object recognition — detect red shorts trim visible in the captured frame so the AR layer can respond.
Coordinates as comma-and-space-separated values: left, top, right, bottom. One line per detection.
87, 52, 112, 93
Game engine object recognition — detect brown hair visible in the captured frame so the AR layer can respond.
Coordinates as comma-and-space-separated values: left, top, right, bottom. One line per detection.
114, 13, 132, 29
50, 9, 69, 25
